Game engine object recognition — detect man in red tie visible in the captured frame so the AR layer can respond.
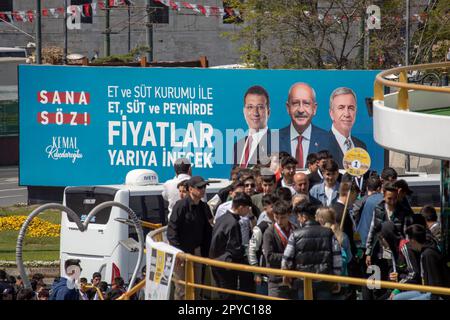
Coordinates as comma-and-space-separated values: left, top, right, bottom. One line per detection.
233, 85, 272, 168
278, 82, 332, 168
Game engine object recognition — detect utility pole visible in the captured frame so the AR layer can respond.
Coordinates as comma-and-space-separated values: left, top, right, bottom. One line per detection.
36, 0, 42, 64
364, 28, 370, 69
128, 3, 131, 52
63, 0, 68, 64
104, 1, 111, 57
146, 0, 153, 61
358, 6, 365, 69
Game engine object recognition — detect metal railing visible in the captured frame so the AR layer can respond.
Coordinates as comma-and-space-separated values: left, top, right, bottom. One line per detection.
139, 220, 162, 230
81, 284, 105, 300
373, 61, 450, 110
119, 226, 450, 300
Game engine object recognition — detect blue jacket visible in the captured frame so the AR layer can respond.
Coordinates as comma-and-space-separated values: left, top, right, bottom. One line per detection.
309, 182, 339, 206
356, 192, 383, 247
49, 277, 79, 300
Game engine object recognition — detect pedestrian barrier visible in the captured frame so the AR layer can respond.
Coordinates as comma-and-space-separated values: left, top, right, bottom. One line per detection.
118, 225, 450, 300
81, 284, 105, 300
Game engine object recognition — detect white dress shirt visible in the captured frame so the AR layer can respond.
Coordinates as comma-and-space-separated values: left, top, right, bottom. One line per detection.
162, 173, 191, 219
214, 200, 232, 223
239, 127, 268, 166
331, 125, 354, 154
290, 123, 311, 168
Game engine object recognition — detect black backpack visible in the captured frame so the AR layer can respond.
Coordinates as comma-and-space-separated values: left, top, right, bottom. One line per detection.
256, 221, 270, 267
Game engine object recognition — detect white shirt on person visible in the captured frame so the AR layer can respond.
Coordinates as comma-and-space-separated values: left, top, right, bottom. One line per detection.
239, 127, 268, 166
290, 123, 311, 168
331, 125, 354, 154
325, 186, 334, 206
162, 173, 191, 220
281, 178, 296, 196
214, 200, 232, 223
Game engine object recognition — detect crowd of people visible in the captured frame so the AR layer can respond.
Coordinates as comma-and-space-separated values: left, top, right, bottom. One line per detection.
2, 151, 448, 301
0, 262, 147, 300
165, 151, 449, 300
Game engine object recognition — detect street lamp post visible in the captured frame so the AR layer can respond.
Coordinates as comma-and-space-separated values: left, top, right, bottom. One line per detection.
146, 0, 153, 61
36, 0, 42, 64
64, 0, 68, 64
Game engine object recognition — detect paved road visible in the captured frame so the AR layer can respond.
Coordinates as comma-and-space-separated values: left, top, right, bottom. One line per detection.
0, 166, 27, 207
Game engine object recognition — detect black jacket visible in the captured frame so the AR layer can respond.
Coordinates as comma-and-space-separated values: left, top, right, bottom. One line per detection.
291, 220, 335, 274
263, 225, 287, 283
209, 211, 245, 263
167, 196, 212, 257
420, 243, 450, 299
308, 171, 323, 190
332, 201, 357, 257
365, 200, 412, 257
397, 241, 422, 285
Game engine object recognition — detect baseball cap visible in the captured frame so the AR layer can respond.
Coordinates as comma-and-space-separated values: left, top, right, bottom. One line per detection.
260, 167, 275, 177
393, 179, 413, 195
188, 176, 210, 188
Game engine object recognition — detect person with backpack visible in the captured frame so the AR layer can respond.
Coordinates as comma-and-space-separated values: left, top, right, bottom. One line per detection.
316, 207, 352, 299
248, 194, 277, 295
282, 203, 342, 300
393, 224, 450, 300
263, 200, 297, 299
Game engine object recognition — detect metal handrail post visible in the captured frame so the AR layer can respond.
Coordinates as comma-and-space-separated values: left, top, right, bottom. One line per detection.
185, 260, 195, 300
303, 278, 313, 300
398, 70, 409, 110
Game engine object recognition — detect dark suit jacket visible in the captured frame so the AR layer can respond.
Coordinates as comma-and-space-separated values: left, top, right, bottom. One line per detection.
332, 202, 357, 257
328, 131, 367, 169
233, 129, 272, 167
278, 124, 332, 161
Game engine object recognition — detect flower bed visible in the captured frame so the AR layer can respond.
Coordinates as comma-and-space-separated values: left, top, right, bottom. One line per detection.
0, 216, 60, 237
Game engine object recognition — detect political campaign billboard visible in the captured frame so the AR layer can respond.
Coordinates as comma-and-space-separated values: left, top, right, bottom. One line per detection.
19, 65, 381, 186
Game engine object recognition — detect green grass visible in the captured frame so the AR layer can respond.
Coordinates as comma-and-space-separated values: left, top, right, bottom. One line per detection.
0, 205, 62, 225
418, 107, 450, 116
0, 205, 61, 261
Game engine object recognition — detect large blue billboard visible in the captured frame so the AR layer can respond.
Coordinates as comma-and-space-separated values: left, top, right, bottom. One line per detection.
19, 65, 381, 186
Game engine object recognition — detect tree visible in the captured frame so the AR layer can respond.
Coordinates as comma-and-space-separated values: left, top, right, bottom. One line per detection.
226, 0, 449, 69
368, 0, 450, 69
411, 0, 450, 64
226, 0, 369, 69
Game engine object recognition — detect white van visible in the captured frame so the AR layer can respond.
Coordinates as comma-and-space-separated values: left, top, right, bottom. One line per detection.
60, 172, 230, 285
401, 172, 440, 207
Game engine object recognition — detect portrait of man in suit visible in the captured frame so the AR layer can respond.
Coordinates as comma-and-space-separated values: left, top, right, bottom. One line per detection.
328, 87, 367, 169
278, 82, 331, 169
233, 85, 272, 167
